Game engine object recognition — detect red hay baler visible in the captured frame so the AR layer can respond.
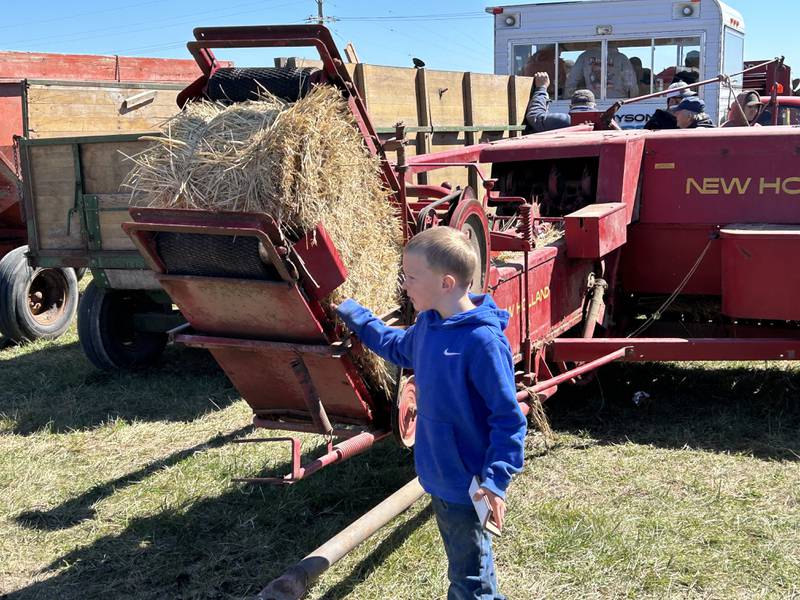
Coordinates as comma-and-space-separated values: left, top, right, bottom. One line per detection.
123, 25, 800, 483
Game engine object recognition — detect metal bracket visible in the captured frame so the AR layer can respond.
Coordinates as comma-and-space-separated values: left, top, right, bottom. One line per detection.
232, 437, 304, 485
82, 194, 103, 251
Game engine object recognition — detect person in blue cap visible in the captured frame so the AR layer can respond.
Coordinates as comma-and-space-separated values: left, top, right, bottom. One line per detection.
645, 83, 698, 130
674, 96, 714, 128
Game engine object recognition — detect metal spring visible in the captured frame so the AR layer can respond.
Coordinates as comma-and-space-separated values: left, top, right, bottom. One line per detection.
517, 203, 534, 244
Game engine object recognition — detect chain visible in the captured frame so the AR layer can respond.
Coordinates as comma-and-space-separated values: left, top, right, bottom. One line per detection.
12, 135, 24, 202
626, 235, 716, 339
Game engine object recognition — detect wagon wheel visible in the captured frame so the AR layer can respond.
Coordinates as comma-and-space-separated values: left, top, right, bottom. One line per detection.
77, 281, 168, 370
448, 197, 490, 293
0, 245, 78, 343
392, 374, 417, 448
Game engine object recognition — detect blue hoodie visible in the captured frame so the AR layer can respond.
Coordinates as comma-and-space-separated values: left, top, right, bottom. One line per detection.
337, 294, 527, 505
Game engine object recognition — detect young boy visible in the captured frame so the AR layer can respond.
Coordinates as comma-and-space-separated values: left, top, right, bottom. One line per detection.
335, 226, 527, 599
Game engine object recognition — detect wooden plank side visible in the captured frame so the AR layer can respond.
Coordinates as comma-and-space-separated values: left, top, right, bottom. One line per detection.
468, 72, 511, 128
425, 70, 466, 126
360, 65, 418, 128
81, 140, 154, 194
98, 194, 136, 251
424, 70, 469, 190
513, 75, 535, 132
26, 84, 181, 138
467, 72, 513, 189
29, 143, 82, 250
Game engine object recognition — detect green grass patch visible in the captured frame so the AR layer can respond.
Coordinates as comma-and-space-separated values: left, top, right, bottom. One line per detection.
1, 326, 799, 599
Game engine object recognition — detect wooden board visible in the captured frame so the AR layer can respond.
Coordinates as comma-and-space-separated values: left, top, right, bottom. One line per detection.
28, 139, 155, 252
97, 193, 136, 251
81, 140, 153, 194
465, 73, 514, 190
26, 84, 182, 139
512, 75, 535, 130
424, 71, 469, 189
358, 64, 419, 128
29, 144, 83, 251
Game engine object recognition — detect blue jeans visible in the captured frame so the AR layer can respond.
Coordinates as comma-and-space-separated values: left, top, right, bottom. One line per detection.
431, 496, 506, 600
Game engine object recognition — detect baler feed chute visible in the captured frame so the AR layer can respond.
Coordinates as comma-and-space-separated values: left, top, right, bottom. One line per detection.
125, 207, 392, 482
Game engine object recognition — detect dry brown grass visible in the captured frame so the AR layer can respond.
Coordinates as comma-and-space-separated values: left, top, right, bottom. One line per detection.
494, 221, 565, 264
123, 85, 403, 388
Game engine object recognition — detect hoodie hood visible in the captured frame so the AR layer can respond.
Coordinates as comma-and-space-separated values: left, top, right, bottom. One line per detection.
428, 293, 510, 330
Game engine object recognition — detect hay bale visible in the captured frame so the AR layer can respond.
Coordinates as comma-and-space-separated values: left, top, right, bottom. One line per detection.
124, 86, 402, 389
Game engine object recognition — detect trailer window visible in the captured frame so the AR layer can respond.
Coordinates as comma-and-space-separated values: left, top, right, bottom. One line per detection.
560, 41, 603, 100
652, 37, 702, 92
512, 44, 563, 97
723, 28, 745, 86
609, 39, 653, 97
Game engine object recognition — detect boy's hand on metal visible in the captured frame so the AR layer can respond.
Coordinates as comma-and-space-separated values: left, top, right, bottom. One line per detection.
474, 486, 506, 529
534, 72, 550, 89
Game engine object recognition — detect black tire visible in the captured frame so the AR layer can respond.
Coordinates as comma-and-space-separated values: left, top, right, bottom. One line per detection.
0, 245, 79, 343
77, 281, 168, 370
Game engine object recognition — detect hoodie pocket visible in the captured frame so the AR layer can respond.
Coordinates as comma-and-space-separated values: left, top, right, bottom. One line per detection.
415, 414, 473, 490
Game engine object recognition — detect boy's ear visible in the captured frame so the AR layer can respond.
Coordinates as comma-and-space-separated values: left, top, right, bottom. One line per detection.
441, 273, 457, 292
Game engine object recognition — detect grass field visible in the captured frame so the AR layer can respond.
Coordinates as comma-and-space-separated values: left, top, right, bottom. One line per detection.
1, 321, 799, 599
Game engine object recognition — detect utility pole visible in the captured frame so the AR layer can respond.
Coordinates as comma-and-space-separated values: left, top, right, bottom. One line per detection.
308, 0, 335, 25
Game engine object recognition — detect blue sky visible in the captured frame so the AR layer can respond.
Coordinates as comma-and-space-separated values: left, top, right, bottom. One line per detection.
1, 1, 797, 74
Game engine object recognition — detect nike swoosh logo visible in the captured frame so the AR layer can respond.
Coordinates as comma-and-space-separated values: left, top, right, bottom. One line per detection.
444, 349, 460, 356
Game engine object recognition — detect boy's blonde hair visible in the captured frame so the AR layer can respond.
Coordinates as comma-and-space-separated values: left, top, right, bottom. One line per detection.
405, 226, 477, 289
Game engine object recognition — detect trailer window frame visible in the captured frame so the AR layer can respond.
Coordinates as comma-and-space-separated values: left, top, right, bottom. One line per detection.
509, 31, 706, 101
722, 26, 745, 87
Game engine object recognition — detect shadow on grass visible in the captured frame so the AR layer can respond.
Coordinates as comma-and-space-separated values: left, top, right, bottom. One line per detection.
547, 361, 800, 461
15, 425, 254, 531
0, 341, 237, 435
5, 440, 419, 600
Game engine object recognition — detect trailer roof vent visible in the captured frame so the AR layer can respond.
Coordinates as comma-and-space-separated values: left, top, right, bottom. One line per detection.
673, 1, 700, 19
501, 12, 520, 28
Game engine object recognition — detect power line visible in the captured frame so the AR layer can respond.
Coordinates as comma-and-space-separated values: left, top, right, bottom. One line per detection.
109, 0, 299, 56
0, 0, 164, 32
4, 0, 284, 48
335, 11, 486, 22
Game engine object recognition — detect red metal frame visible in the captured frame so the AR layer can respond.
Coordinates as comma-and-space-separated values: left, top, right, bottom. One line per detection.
550, 338, 800, 362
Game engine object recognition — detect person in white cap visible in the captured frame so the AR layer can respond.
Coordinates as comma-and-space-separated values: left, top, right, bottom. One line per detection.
665, 82, 696, 110
644, 83, 697, 130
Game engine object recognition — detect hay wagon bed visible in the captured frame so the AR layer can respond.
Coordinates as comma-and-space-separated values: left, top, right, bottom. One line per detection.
18, 25, 800, 484
0, 51, 206, 344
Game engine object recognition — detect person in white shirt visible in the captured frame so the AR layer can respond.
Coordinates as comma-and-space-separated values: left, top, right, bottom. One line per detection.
565, 47, 639, 99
